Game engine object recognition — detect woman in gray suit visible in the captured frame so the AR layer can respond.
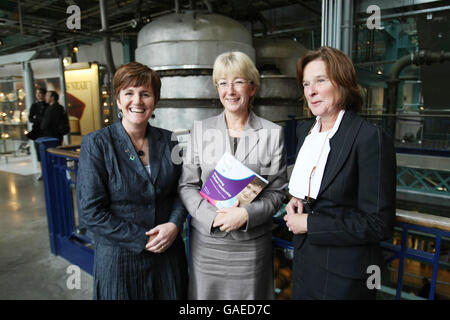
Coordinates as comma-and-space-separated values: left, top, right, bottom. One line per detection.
76, 62, 188, 299
179, 51, 288, 299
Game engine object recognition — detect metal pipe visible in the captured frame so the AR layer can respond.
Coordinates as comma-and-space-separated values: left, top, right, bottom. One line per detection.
341, 0, 353, 58
175, 0, 180, 13
99, 0, 116, 76
321, 0, 326, 46
58, 56, 69, 145
386, 50, 450, 137
22, 61, 37, 169
389, 53, 414, 81
134, 0, 143, 27
328, 0, 333, 47
335, 0, 342, 50
18, 0, 24, 34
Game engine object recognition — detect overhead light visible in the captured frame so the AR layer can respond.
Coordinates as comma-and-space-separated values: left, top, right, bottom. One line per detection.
72, 42, 79, 54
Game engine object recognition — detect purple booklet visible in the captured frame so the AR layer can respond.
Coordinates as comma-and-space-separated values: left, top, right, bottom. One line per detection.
200, 152, 268, 208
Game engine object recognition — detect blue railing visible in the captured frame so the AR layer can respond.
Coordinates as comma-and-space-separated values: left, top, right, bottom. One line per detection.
271, 209, 450, 300
37, 137, 93, 274
38, 133, 449, 300
380, 211, 450, 300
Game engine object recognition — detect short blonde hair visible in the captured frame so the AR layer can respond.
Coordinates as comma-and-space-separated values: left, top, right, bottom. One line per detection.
212, 52, 260, 106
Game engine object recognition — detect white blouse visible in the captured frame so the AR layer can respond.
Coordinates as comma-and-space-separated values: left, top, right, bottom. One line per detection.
288, 110, 345, 200
145, 164, 151, 177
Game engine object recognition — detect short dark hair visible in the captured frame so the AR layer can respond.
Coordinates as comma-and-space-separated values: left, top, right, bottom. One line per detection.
48, 90, 59, 102
296, 46, 363, 113
113, 62, 161, 103
36, 87, 46, 95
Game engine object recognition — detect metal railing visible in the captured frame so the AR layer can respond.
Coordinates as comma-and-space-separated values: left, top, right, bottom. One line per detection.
275, 112, 450, 156
37, 137, 93, 274
382, 210, 450, 300
272, 207, 450, 300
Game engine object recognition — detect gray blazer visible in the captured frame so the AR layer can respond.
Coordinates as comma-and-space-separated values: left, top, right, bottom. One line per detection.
178, 111, 288, 240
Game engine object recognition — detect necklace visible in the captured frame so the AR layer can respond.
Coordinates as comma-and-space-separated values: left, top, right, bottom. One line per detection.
307, 130, 330, 202
136, 138, 145, 157
130, 136, 146, 157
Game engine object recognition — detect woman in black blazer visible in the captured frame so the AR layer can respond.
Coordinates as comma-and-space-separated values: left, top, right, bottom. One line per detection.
284, 47, 396, 299
76, 62, 188, 299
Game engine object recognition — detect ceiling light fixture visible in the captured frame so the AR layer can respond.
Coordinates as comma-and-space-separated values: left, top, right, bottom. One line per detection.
72, 42, 79, 54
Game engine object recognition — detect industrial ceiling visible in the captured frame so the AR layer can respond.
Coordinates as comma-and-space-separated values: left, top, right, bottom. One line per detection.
0, 0, 448, 57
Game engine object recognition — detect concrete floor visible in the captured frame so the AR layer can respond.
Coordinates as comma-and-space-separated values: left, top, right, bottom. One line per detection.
0, 170, 92, 299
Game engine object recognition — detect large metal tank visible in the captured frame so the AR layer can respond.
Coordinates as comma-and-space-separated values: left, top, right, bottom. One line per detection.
136, 12, 306, 131
253, 38, 307, 121
136, 12, 255, 131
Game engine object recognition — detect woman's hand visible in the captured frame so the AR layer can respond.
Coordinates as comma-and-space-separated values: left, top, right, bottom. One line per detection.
286, 196, 303, 215
213, 201, 248, 232
145, 222, 178, 253
284, 197, 308, 234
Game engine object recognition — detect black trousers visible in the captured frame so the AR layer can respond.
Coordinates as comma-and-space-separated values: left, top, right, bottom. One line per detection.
292, 249, 378, 300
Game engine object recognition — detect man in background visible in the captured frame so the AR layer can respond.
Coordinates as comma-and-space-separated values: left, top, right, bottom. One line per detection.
41, 90, 65, 146
28, 87, 48, 180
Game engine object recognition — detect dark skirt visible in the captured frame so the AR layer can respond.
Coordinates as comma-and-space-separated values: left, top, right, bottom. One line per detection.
93, 238, 188, 300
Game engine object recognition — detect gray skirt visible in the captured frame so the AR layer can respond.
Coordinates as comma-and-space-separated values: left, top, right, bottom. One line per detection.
188, 228, 274, 300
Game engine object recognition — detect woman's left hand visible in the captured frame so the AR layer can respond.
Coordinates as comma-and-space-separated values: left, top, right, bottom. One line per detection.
214, 204, 248, 233
284, 212, 308, 234
145, 222, 178, 253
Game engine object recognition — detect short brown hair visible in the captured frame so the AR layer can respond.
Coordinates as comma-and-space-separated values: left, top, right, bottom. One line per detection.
113, 62, 161, 103
296, 46, 362, 113
36, 87, 46, 95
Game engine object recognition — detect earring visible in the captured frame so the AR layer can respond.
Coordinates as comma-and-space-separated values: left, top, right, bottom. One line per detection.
118, 110, 123, 119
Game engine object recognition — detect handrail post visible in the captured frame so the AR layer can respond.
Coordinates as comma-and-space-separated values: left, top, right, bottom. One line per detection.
36, 137, 60, 254
429, 233, 442, 300
395, 227, 409, 299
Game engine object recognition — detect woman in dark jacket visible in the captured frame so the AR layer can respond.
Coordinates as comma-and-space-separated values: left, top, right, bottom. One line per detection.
76, 62, 188, 300
284, 47, 396, 299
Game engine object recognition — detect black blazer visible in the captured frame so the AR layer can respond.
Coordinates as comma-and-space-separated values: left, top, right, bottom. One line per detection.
76, 120, 187, 254
40, 103, 64, 142
292, 110, 396, 279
